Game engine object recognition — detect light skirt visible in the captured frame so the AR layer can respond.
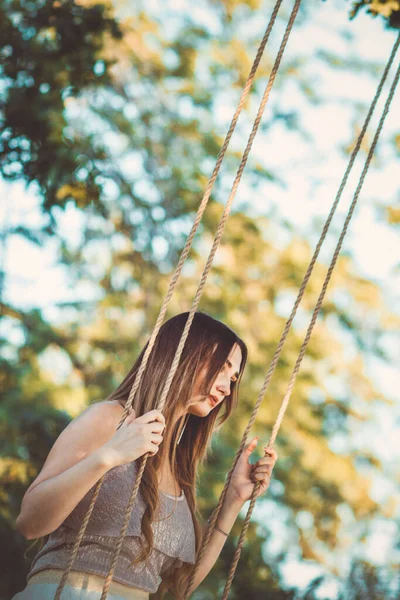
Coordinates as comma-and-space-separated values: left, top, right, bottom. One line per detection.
11, 569, 150, 600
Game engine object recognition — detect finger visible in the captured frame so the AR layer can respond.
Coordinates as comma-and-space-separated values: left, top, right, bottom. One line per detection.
144, 421, 165, 434
252, 473, 269, 481
136, 410, 166, 426
252, 465, 272, 474
253, 465, 271, 478
243, 437, 259, 460
147, 442, 160, 456
147, 410, 165, 425
122, 410, 136, 426
263, 446, 277, 459
263, 447, 276, 456
251, 471, 270, 481
151, 433, 164, 445
153, 422, 165, 434
256, 456, 276, 466
252, 468, 272, 481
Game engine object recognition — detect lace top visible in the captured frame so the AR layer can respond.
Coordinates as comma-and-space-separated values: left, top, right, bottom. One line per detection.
27, 460, 196, 593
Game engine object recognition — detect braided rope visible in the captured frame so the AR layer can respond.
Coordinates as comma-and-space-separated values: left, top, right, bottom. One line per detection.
183, 28, 400, 600
99, 1, 300, 596
220, 44, 400, 600
54, 2, 284, 598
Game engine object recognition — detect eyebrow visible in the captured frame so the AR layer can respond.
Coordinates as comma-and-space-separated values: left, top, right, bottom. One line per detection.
226, 359, 240, 379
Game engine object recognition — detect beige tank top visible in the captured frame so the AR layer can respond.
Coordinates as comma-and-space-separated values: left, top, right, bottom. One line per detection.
27, 460, 196, 593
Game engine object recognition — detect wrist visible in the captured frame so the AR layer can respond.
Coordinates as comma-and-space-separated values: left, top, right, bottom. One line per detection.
225, 487, 245, 511
95, 446, 120, 470
207, 517, 229, 537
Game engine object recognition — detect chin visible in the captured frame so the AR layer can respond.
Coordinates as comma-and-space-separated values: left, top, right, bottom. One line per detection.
188, 402, 212, 418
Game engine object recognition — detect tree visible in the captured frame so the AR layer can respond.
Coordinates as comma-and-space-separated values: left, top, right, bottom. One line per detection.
1, 1, 399, 598
0, 0, 122, 212
349, 0, 400, 29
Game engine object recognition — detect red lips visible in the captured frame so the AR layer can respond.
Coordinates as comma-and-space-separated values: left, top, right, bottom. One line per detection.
208, 395, 218, 406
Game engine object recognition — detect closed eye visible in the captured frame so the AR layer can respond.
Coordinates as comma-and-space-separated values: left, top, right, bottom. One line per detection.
226, 359, 239, 383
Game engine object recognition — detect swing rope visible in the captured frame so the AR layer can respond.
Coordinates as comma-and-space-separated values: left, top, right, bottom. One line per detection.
183, 31, 400, 600
54, 1, 288, 597
184, 28, 400, 600
52, 0, 400, 587
98, 2, 302, 597
220, 42, 400, 600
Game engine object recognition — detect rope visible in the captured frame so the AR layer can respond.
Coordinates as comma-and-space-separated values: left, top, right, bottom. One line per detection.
54, 2, 284, 598
98, 1, 300, 596
183, 30, 400, 598
220, 41, 400, 600
183, 29, 400, 598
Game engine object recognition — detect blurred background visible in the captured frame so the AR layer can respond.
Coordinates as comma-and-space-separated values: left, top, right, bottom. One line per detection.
1, 0, 399, 598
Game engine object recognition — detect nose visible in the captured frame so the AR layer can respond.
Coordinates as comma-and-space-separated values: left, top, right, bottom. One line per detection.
216, 381, 229, 398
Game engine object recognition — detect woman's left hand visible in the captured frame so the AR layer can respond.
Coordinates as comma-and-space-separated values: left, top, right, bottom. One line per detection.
228, 438, 278, 505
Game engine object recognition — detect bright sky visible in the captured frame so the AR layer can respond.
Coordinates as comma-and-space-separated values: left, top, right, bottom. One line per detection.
1, 0, 399, 596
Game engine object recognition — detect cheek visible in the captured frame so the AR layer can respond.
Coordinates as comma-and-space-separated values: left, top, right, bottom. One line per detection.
193, 368, 210, 394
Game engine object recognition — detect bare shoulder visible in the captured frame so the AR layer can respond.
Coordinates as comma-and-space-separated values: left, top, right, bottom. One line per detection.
86, 399, 124, 417
25, 400, 125, 495
101, 399, 125, 412
69, 399, 124, 435
59, 399, 126, 447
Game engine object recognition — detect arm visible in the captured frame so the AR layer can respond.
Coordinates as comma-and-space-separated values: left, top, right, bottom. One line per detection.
187, 438, 278, 594
189, 489, 243, 592
17, 446, 115, 539
16, 402, 165, 540
16, 402, 124, 540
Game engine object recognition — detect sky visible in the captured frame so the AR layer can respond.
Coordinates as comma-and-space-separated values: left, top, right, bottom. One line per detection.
1, 0, 399, 597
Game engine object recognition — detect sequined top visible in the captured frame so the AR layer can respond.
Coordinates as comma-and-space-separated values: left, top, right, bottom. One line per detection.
27, 460, 196, 593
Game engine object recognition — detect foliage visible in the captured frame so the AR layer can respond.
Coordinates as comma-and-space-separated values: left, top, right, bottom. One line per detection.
301, 557, 400, 600
349, 0, 400, 29
0, 0, 122, 212
1, 0, 399, 599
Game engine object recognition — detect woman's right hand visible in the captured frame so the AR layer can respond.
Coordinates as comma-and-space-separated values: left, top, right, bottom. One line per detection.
101, 408, 165, 468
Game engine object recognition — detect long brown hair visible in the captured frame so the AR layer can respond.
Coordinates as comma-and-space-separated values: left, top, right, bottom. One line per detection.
106, 311, 248, 598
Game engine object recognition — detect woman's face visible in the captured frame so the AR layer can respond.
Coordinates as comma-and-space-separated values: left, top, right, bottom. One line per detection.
187, 343, 243, 418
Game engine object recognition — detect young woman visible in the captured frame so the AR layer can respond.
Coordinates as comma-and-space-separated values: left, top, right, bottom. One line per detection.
14, 312, 277, 599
